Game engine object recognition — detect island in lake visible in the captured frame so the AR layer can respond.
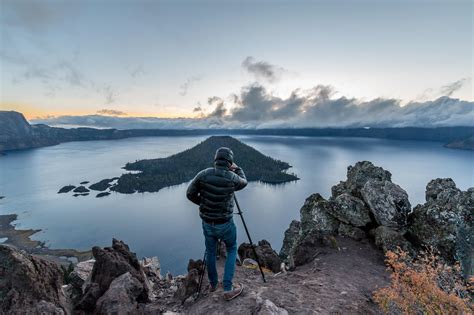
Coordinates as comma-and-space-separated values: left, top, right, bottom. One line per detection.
59, 136, 298, 196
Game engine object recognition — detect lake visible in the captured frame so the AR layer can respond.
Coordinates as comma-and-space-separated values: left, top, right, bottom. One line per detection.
0, 136, 472, 274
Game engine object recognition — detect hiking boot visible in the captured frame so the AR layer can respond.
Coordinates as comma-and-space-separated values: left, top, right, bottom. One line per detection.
223, 283, 244, 301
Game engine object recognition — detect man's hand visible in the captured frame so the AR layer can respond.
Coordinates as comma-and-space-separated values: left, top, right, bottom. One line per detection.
230, 162, 238, 172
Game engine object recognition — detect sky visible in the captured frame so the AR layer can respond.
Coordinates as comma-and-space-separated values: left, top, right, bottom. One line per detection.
0, 0, 473, 128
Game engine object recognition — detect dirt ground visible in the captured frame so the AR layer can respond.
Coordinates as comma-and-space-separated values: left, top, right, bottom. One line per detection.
161, 236, 390, 314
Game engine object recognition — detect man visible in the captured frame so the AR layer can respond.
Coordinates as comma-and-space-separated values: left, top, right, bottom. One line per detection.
186, 147, 247, 301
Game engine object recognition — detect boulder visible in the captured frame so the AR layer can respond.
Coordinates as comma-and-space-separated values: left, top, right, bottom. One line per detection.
187, 259, 204, 274
425, 178, 458, 202
329, 193, 371, 227
58, 185, 75, 194
76, 283, 101, 311
96, 192, 111, 198
289, 229, 328, 267
0, 245, 70, 314
73, 186, 90, 193
279, 220, 301, 260
238, 240, 282, 273
344, 161, 392, 198
408, 179, 472, 275
331, 181, 348, 198
76, 239, 150, 311
361, 180, 410, 230
95, 272, 142, 314
300, 193, 339, 236
338, 223, 366, 241
374, 226, 413, 254
174, 269, 199, 303
141, 257, 161, 279
69, 259, 95, 292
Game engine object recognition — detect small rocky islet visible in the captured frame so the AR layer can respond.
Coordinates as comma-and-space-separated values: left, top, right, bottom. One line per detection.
3, 160, 472, 314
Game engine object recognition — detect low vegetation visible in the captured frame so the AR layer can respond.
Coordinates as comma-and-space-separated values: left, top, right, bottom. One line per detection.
373, 248, 473, 314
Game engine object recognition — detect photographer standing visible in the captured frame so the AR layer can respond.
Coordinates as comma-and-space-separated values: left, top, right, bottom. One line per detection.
186, 147, 247, 301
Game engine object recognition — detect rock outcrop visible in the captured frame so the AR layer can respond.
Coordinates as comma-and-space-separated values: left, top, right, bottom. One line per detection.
76, 239, 151, 312
279, 220, 300, 260
238, 240, 282, 273
281, 161, 472, 277
361, 180, 411, 230
407, 178, 473, 276
0, 244, 70, 314
299, 193, 339, 236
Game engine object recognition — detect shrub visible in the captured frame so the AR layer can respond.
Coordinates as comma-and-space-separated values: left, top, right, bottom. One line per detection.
373, 247, 473, 314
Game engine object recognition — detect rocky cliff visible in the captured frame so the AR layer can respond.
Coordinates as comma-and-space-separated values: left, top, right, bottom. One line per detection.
0, 161, 472, 314
0, 111, 125, 151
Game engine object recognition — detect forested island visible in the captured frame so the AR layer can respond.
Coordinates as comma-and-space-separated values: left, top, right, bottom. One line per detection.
111, 136, 298, 193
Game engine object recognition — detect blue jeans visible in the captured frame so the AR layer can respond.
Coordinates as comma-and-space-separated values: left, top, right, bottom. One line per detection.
202, 218, 237, 291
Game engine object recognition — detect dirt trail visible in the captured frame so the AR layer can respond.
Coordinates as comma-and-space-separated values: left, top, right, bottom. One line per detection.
178, 237, 389, 314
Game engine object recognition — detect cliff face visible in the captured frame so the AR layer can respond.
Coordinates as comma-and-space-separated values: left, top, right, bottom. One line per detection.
0, 111, 125, 151
0, 111, 51, 151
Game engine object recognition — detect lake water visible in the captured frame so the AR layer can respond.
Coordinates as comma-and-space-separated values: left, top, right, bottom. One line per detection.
0, 136, 472, 274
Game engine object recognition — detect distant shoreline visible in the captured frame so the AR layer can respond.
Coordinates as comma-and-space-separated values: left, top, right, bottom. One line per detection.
0, 213, 91, 264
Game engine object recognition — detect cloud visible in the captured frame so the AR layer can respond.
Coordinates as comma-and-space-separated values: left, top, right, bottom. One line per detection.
439, 78, 469, 97
96, 109, 127, 116
129, 64, 145, 78
32, 82, 474, 129
179, 76, 201, 96
1, 0, 60, 33
94, 85, 118, 105
241, 56, 286, 83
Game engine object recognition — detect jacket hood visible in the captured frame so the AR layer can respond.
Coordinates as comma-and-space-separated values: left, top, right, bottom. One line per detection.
214, 147, 234, 164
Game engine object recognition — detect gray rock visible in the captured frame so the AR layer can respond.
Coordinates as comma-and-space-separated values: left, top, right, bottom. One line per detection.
289, 229, 328, 267
300, 193, 339, 236
238, 240, 282, 273
425, 178, 458, 202
77, 239, 150, 312
76, 283, 101, 311
345, 161, 392, 197
374, 226, 413, 254
187, 258, 204, 274
331, 181, 348, 198
95, 272, 142, 314
173, 269, 199, 303
408, 179, 473, 276
329, 193, 371, 227
339, 223, 366, 241
255, 296, 289, 315
361, 180, 411, 230
0, 245, 70, 314
279, 220, 301, 260
69, 259, 95, 292
141, 256, 161, 279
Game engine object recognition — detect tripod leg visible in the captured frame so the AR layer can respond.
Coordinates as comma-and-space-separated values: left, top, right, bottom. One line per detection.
196, 250, 207, 298
233, 195, 267, 283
